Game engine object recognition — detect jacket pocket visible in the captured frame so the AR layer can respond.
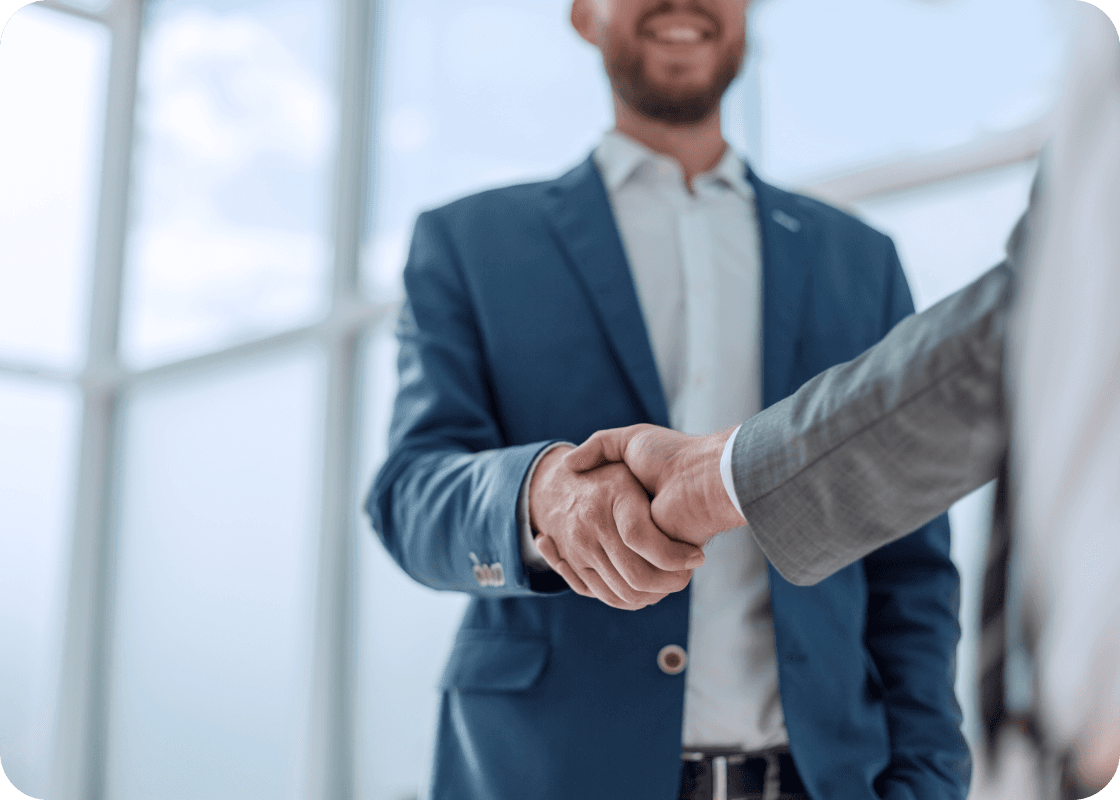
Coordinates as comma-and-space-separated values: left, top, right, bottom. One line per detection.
438, 629, 550, 693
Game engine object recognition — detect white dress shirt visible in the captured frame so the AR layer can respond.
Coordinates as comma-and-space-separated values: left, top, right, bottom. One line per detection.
521, 131, 788, 751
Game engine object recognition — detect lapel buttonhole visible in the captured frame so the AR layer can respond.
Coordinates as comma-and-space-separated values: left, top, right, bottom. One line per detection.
772, 209, 802, 233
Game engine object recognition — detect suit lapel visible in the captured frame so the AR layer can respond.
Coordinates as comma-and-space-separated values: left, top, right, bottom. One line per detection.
748, 169, 819, 409
543, 157, 671, 427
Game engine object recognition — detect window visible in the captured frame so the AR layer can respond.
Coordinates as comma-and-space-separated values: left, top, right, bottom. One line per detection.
120, 0, 337, 367
0, 0, 1068, 797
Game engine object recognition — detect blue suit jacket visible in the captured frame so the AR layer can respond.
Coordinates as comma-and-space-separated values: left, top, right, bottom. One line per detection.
368, 157, 970, 800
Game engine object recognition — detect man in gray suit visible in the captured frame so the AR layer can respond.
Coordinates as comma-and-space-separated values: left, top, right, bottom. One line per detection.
558, 3, 1120, 796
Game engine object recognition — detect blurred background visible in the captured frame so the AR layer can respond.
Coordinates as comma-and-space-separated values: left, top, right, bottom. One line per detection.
0, 0, 1071, 798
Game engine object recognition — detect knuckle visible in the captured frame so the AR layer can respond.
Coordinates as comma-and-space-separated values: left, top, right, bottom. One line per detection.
616, 515, 644, 548
624, 562, 658, 592
624, 571, 652, 595
580, 501, 610, 532
569, 527, 596, 558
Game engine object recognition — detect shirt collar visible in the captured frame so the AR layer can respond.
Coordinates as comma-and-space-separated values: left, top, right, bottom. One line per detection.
705, 144, 753, 202
594, 129, 753, 202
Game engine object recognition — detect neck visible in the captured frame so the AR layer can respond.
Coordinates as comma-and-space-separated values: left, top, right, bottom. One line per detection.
612, 95, 727, 185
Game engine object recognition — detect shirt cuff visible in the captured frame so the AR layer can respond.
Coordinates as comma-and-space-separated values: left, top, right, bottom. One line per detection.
719, 425, 746, 520
519, 441, 576, 573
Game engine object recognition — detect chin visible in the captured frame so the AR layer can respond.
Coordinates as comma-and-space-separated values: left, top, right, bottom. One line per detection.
644, 54, 733, 92
648, 79, 718, 104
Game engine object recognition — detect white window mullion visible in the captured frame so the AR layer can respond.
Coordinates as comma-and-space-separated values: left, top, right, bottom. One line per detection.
304, 0, 380, 797
37, 0, 112, 26
800, 119, 1048, 208
50, 0, 143, 797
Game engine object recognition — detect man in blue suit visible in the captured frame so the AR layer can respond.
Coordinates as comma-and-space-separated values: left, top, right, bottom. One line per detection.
367, 1, 970, 798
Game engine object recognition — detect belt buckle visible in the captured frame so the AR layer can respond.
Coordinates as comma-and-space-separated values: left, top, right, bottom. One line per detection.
713, 753, 753, 800
712, 755, 728, 800
681, 749, 783, 800
762, 751, 781, 800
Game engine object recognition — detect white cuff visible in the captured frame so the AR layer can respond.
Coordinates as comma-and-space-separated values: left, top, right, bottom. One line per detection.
518, 442, 575, 572
719, 425, 745, 520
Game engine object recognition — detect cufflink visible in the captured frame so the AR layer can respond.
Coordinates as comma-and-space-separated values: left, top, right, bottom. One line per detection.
470, 553, 505, 587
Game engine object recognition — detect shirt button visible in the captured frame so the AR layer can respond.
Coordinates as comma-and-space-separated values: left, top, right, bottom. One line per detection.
657, 644, 687, 675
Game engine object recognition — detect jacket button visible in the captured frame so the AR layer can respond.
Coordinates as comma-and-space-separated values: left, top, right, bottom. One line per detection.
657, 644, 687, 675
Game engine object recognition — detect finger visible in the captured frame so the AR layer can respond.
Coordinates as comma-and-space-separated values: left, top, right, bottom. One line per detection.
535, 534, 565, 572
575, 562, 651, 611
600, 527, 694, 595
538, 505, 651, 606
537, 534, 596, 597
545, 514, 660, 606
598, 486, 694, 593
551, 557, 595, 598
584, 544, 670, 607
615, 489, 705, 572
564, 427, 633, 473
650, 495, 716, 548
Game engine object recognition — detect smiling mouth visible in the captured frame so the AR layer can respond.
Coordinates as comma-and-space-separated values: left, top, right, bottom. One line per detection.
639, 11, 719, 45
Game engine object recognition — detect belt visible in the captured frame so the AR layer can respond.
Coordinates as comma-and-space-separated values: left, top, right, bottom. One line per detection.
679, 747, 809, 800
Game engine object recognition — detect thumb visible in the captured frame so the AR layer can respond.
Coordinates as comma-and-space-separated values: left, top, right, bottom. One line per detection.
563, 427, 629, 473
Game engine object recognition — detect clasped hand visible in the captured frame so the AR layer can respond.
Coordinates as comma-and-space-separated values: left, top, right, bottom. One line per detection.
529, 425, 745, 610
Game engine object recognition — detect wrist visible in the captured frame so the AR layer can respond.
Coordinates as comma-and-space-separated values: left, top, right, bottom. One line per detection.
684, 431, 745, 533
528, 444, 574, 535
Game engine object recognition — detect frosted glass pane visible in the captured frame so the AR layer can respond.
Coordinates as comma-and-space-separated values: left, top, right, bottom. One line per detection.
755, 0, 1068, 184
852, 159, 1037, 311
0, 378, 80, 798
106, 350, 325, 800
362, 0, 611, 298
0, 7, 108, 369
121, 0, 337, 367
354, 330, 467, 800
55, 0, 112, 13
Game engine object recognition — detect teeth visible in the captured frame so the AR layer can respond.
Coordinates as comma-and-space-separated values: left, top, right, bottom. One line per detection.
656, 26, 702, 43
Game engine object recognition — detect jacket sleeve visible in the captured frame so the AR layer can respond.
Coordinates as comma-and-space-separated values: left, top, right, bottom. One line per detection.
732, 257, 1011, 586
365, 210, 565, 597
861, 248, 971, 800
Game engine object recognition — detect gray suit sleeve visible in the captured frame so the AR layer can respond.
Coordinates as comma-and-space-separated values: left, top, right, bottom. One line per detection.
733, 261, 1013, 586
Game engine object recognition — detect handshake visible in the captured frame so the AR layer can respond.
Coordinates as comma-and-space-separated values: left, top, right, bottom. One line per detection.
529, 424, 747, 610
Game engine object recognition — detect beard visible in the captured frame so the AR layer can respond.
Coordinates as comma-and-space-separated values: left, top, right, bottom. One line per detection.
603, 28, 744, 125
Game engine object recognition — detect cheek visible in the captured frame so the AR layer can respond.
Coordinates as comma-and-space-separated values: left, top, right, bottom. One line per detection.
719, 3, 749, 45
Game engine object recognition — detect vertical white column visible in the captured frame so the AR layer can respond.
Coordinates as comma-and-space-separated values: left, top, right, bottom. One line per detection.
304, 0, 379, 798
50, 0, 143, 798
